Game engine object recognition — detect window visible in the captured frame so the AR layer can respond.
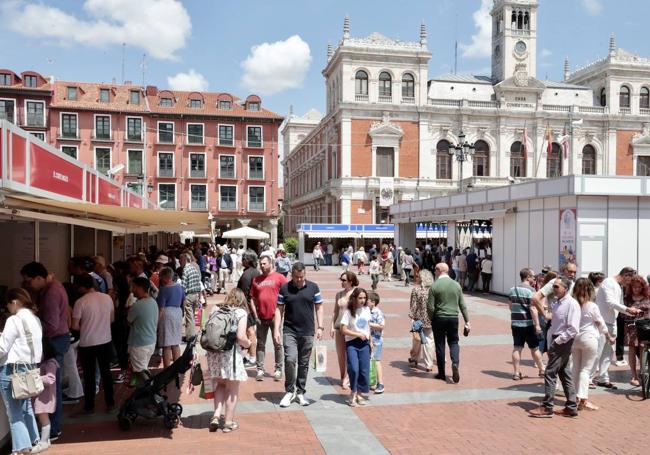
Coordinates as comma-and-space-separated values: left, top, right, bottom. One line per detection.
158, 122, 174, 143
249, 186, 265, 211
25, 101, 44, 126
0, 99, 16, 123
126, 117, 142, 141
24, 75, 37, 88
95, 148, 111, 175
473, 140, 490, 176
158, 184, 176, 210
599, 88, 606, 107
67, 86, 77, 101
436, 140, 452, 179
189, 153, 206, 178
355, 70, 368, 96
127, 150, 143, 175
378, 72, 392, 99
190, 185, 207, 210
187, 123, 204, 144
61, 146, 78, 159
220, 185, 237, 210
189, 98, 202, 108
248, 156, 264, 179
641, 87, 650, 110
246, 126, 262, 147
581, 145, 596, 175
99, 88, 110, 103
402, 73, 415, 98
30, 132, 45, 141
61, 113, 77, 138
0, 74, 11, 86
547, 143, 563, 178
247, 102, 260, 111
619, 85, 631, 108
130, 90, 140, 104
219, 155, 235, 178
375, 147, 394, 177
510, 141, 526, 177
219, 100, 232, 110
637, 156, 650, 176
158, 152, 174, 177
160, 97, 173, 107
95, 115, 111, 139
218, 125, 234, 146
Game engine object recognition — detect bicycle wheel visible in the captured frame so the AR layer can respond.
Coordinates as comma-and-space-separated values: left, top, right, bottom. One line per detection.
642, 348, 650, 400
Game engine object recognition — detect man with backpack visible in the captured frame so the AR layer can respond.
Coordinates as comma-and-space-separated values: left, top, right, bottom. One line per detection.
273, 262, 324, 407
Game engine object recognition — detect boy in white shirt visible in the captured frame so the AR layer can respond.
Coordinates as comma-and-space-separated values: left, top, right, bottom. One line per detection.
367, 291, 385, 394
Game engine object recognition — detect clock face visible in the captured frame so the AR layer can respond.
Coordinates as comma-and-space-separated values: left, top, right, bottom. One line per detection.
515, 40, 527, 55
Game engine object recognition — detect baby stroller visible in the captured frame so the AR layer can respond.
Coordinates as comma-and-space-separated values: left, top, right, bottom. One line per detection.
117, 337, 197, 431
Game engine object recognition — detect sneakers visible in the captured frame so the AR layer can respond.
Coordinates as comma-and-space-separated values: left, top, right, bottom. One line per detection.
61, 394, 81, 405
614, 359, 628, 367
243, 358, 257, 369
273, 369, 282, 381
49, 432, 61, 442
529, 406, 554, 418
256, 370, 265, 381
295, 394, 309, 406
279, 392, 295, 408
114, 372, 126, 384
451, 364, 460, 384
374, 384, 385, 394
31, 440, 50, 454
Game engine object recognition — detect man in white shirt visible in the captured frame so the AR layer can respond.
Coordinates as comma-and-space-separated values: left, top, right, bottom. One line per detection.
530, 277, 580, 418
593, 267, 640, 389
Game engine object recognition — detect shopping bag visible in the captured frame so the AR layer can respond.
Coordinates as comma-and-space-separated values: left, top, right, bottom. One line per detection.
312, 344, 327, 372
369, 359, 377, 387
199, 375, 214, 400
195, 305, 203, 327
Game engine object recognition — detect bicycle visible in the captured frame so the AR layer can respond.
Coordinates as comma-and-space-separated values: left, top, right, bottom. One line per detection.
635, 318, 650, 399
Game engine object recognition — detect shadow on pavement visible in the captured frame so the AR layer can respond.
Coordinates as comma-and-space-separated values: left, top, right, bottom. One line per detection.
315, 393, 348, 405
253, 391, 285, 403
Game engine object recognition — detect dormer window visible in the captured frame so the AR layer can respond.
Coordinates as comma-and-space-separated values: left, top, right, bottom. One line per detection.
130, 90, 140, 105
67, 86, 78, 101
99, 88, 110, 103
247, 102, 260, 111
0, 74, 11, 86
24, 75, 38, 88
189, 99, 202, 108
219, 100, 232, 110
160, 97, 173, 107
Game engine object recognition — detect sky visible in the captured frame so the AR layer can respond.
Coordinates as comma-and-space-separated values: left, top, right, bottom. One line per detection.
2, 0, 650, 119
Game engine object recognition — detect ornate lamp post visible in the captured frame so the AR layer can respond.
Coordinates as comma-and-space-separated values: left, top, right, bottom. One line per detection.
448, 131, 475, 192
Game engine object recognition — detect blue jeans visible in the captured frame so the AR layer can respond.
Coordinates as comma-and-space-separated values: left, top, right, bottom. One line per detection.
45, 334, 70, 435
0, 364, 40, 452
346, 338, 371, 394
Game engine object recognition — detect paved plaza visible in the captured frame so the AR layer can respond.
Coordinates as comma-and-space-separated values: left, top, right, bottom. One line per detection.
48, 267, 649, 455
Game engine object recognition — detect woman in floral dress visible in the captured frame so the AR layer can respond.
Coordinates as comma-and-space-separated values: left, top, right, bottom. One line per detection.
623, 275, 650, 386
408, 269, 435, 371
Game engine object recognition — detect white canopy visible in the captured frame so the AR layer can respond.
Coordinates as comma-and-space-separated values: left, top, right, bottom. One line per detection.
221, 226, 270, 240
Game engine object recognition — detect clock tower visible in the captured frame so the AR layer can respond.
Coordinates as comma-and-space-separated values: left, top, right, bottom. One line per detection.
491, 0, 538, 83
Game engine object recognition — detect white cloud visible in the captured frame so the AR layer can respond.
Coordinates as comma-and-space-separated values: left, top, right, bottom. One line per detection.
241, 35, 312, 95
2, 0, 191, 60
541, 49, 553, 58
582, 0, 603, 15
460, 0, 492, 59
167, 70, 208, 92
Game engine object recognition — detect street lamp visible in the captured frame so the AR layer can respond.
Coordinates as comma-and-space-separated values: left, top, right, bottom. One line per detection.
448, 131, 475, 192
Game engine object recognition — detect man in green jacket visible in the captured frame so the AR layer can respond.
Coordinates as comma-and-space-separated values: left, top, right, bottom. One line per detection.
427, 262, 471, 383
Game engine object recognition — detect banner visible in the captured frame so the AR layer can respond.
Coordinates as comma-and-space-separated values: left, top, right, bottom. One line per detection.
379, 178, 394, 207
559, 208, 577, 267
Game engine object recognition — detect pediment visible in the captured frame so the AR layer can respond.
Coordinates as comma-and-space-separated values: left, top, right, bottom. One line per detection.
369, 115, 403, 138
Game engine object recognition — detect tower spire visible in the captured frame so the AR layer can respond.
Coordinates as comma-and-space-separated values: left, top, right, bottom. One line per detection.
563, 58, 570, 82
343, 16, 350, 40
609, 34, 616, 56
327, 43, 333, 60
420, 22, 427, 46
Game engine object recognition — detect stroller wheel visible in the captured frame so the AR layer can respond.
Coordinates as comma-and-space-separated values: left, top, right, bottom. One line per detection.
118, 415, 133, 431
164, 414, 180, 429
169, 403, 183, 416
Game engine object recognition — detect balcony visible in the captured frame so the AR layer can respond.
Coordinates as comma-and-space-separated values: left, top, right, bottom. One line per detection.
542, 104, 571, 112
578, 106, 606, 114
246, 140, 262, 148
92, 133, 112, 142
249, 201, 265, 211
401, 96, 415, 104
189, 168, 206, 179
620, 107, 631, 115
355, 94, 369, 102
378, 95, 392, 103
59, 130, 79, 140
158, 167, 174, 178
25, 114, 45, 127
218, 138, 234, 147
125, 132, 143, 143
220, 200, 237, 211
157, 134, 174, 144
467, 100, 499, 108
641, 108, 650, 116
190, 200, 207, 211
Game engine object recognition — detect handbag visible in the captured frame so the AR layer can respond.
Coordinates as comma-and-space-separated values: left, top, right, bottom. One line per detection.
10, 317, 44, 400
190, 361, 203, 386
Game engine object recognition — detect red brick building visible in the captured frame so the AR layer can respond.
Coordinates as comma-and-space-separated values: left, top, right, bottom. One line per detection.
0, 69, 284, 243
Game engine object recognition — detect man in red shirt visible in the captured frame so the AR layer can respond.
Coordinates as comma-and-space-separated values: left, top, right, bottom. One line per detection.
251, 255, 287, 381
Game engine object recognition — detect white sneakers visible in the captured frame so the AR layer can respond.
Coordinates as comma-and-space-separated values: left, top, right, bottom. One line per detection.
279, 392, 309, 407
31, 440, 50, 454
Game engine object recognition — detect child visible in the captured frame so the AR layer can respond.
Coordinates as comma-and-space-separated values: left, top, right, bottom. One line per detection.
369, 256, 381, 291
32, 343, 59, 453
341, 250, 350, 273
367, 291, 385, 394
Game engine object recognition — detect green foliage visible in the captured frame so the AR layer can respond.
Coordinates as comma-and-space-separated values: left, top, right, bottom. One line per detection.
284, 237, 298, 254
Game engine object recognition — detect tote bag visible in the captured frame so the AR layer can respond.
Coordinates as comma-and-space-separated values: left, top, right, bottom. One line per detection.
11, 317, 44, 400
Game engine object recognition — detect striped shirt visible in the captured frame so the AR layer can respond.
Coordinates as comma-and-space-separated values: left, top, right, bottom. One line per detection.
508, 283, 535, 328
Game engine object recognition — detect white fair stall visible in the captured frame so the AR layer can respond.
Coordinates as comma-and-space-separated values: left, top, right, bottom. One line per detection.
391, 175, 650, 294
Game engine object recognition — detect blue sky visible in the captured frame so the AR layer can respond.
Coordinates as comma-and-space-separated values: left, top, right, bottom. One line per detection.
2, 0, 649, 118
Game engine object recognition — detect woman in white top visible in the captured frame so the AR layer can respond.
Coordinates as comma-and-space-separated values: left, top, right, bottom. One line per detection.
0, 288, 43, 455
340, 287, 372, 407
330, 272, 358, 389
571, 278, 614, 411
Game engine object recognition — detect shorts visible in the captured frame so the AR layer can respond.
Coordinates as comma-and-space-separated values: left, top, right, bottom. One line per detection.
371, 341, 383, 361
129, 343, 156, 372
511, 325, 539, 350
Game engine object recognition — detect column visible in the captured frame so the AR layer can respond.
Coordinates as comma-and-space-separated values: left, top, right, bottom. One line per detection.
447, 220, 457, 249
341, 117, 352, 177
394, 222, 416, 251
269, 218, 279, 248
340, 196, 352, 224
298, 231, 305, 263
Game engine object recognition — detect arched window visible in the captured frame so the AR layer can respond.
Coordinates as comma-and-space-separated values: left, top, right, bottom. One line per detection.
619, 85, 631, 108
641, 87, 650, 110
510, 141, 526, 177
436, 140, 452, 180
599, 88, 606, 107
378, 72, 392, 98
517, 11, 523, 30
547, 143, 563, 178
473, 140, 490, 176
582, 145, 596, 175
355, 70, 368, 96
524, 12, 530, 30
511, 11, 517, 28
402, 73, 415, 99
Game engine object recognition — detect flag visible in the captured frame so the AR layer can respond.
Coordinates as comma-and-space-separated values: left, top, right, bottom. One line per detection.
561, 126, 569, 159
545, 125, 553, 156
522, 124, 529, 160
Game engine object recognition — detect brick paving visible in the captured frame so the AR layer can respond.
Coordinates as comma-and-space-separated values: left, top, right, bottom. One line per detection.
40, 266, 648, 455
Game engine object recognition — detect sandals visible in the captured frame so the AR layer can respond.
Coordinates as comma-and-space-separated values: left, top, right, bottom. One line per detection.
596, 381, 618, 389
356, 396, 369, 406
630, 378, 640, 387
209, 415, 225, 432
578, 401, 599, 411
408, 358, 418, 367
347, 397, 358, 407
512, 372, 528, 381
222, 421, 239, 433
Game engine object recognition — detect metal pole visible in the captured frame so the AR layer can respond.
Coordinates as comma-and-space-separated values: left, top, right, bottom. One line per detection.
459, 155, 464, 193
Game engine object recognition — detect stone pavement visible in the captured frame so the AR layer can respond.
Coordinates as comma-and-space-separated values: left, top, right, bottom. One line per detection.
46, 266, 649, 455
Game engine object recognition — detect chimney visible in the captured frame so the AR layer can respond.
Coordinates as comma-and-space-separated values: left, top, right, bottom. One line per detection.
145, 85, 158, 96
609, 34, 616, 56
563, 58, 570, 82
343, 16, 350, 40
420, 23, 428, 46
